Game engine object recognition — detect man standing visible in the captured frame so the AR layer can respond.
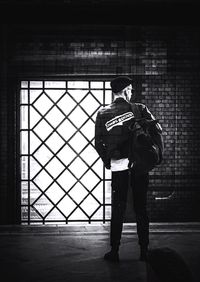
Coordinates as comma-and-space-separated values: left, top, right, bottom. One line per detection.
95, 76, 162, 262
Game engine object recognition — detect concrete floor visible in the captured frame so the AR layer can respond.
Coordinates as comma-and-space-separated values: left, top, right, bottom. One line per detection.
0, 223, 200, 282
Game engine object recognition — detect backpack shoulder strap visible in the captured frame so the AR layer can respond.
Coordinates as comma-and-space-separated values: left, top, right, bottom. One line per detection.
130, 103, 142, 119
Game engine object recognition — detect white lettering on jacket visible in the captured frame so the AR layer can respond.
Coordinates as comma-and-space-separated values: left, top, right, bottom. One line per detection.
105, 112, 134, 131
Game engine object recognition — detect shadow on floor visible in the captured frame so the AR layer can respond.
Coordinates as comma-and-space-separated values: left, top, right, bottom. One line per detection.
146, 247, 194, 282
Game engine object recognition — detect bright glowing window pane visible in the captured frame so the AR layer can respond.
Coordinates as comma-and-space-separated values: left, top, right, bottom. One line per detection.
45, 89, 66, 102
30, 81, 43, 88
69, 157, 88, 178
81, 120, 95, 141
45, 209, 66, 221
45, 81, 66, 88
68, 107, 88, 128
33, 120, 52, 140
80, 195, 99, 216
92, 207, 103, 220
33, 170, 53, 191
30, 157, 42, 179
81, 170, 100, 191
20, 131, 28, 154
105, 168, 111, 179
56, 120, 76, 142
92, 183, 103, 203
20, 89, 28, 103
21, 81, 28, 88
90, 81, 103, 88
57, 145, 76, 166
30, 107, 41, 128
34, 195, 53, 217
105, 206, 111, 219
57, 170, 76, 191
33, 94, 53, 115
105, 90, 112, 104
45, 107, 65, 127
68, 81, 89, 89
29, 90, 42, 104
68, 208, 88, 220
29, 182, 40, 204
68, 90, 88, 103
69, 132, 87, 153
21, 181, 28, 204
20, 106, 28, 129
33, 145, 53, 166
21, 156, 28, 180
30, 132, 41, 154
57, 196, 76, 216
45, 183, 65, 204
105, 81, 111, 89
81, 94, 100, 115
91, 111, 98, 123
91, 90, 104, 104
68, 183, 88, 204
105, 181, 111, 204
45, 158, 65, 178
21, 206, 28, 220
92, 159, 103, 179
81, 146, 99, 166
45, 133, 65, 153
57, 94, 77, 115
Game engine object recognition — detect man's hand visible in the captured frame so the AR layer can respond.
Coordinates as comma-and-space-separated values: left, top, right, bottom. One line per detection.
104, 162, 111, 170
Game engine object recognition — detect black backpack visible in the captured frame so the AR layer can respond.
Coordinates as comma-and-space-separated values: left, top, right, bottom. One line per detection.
128, 103, 164, 173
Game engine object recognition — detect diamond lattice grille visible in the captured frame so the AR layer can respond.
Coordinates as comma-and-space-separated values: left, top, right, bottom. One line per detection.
20, 80, 112, 224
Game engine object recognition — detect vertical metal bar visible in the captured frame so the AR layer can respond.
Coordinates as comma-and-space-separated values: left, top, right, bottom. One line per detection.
27, 80, 30, 224
42, 80, 45, 225
103, 81, 106, 223
88, 80, 91, 224
16, 81, 21, 224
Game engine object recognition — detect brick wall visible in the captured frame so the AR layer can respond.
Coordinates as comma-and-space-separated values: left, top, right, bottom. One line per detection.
0, 24, 200, 223
0, 25, 8, 223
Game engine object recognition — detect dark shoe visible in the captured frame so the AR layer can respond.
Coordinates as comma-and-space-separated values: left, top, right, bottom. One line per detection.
140, 246, 148, 261
104, 250, 119, 262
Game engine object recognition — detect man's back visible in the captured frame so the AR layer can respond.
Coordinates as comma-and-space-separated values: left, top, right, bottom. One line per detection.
95, 97, 156, 166
95, 98, 135, 165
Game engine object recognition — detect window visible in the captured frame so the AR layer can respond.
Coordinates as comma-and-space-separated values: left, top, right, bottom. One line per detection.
19, 80, 112, 224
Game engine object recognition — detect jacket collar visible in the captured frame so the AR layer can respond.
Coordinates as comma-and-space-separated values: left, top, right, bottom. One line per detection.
113, 97, 127, 103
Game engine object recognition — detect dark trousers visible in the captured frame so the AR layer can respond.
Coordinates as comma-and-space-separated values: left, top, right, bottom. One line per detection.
110, 169, 149, 249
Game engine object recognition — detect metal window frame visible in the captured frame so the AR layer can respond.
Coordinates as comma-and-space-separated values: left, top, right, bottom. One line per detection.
17, 77, 113, 225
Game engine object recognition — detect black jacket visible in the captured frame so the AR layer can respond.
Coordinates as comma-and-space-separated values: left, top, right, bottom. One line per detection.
94, 98, 159, 169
